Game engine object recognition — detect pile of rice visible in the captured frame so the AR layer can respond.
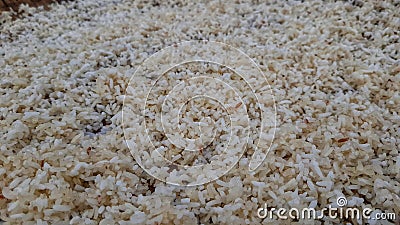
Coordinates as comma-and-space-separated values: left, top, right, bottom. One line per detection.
0, 0, 399, 224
